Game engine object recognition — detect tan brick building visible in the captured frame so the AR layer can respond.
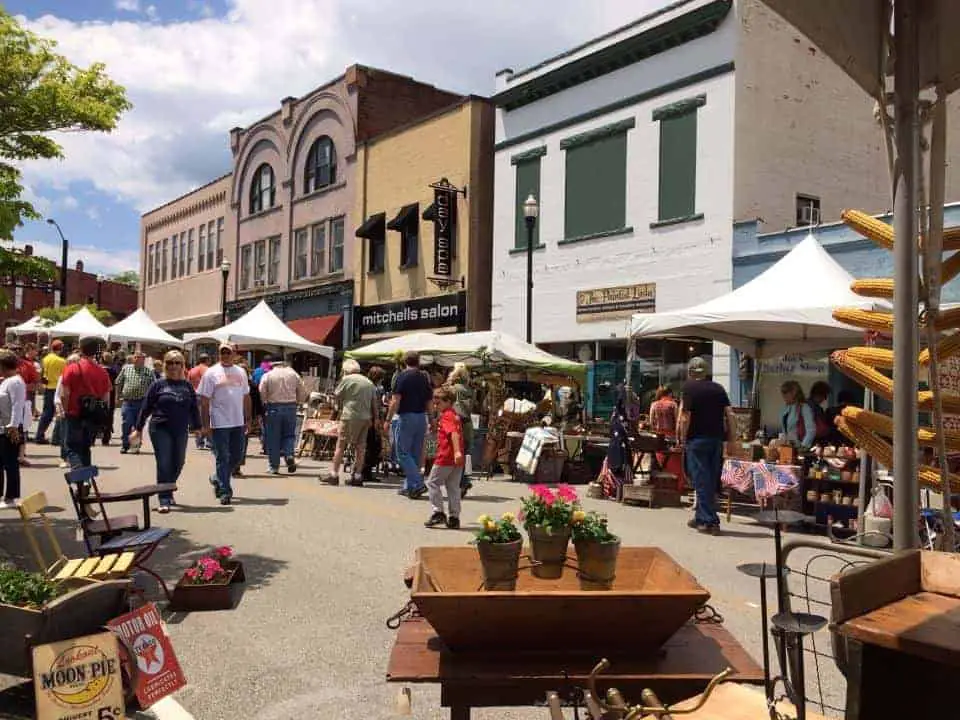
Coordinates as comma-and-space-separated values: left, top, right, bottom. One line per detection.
140, 65, 461, 346
353, 97, 495, 341
141, 173, 233, 332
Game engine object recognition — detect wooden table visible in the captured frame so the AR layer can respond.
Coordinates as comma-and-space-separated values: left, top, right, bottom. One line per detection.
386, 617, 763, 719
81, 483, 178, 529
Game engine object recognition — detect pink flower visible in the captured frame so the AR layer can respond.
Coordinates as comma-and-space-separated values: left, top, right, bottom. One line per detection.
215, 545, 233, 559
530, 484, 550, 499
543, 493, 555, 506
557, 484, 578, 503
184, 568, 199, 581
201, 566, 217, 582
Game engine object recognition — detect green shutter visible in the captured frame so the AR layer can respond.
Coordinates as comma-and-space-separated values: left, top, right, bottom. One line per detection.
563, 132, 627, 240
657, 109, 697, 221
514, 159, 541, 249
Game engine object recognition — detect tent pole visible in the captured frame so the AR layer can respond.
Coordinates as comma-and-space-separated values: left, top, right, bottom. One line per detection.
892, 0, 920, 550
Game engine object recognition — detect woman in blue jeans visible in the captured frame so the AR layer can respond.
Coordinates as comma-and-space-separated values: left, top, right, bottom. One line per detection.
130, 350, 201, 513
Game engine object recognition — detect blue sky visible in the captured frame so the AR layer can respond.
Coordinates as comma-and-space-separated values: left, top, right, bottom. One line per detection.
9, 0, 666, 277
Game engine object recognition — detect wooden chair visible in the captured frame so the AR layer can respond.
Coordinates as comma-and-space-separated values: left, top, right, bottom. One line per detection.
64, 466, 140, 553
17, 491, 137, 584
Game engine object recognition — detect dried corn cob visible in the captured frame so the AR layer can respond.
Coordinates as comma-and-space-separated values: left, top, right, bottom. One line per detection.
850, 278, 894, 299
831, 351, 894, 398
842, 210, 893, 250
833, 308, 895, 332
841, 406, 960, 449
918, 334, 960, 365
917, 391, 960, 414
844, 346, 894, 369
918, 465, 960, 493
942, 251, 960, 284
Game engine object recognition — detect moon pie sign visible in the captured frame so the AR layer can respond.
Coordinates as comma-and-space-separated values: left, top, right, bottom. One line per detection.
32, 631, 125, 720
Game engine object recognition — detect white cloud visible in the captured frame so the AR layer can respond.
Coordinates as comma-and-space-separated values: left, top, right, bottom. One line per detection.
113, 0, 141, 12
59, 195, 79, 210
18, 0, 667, 214
17, 239, 140, 276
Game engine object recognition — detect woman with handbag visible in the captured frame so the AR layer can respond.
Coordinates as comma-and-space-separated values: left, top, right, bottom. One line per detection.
0, 349, 26, 508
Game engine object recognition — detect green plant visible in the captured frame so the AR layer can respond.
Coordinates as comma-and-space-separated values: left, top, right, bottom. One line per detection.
571, 510, 619, 544
475, 513, 522, 544
0, 563, 64, 608
519, 484, 579, 534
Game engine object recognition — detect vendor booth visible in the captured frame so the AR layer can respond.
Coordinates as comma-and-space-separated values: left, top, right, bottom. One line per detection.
6, 315, 53, 338
105, 308, 183, 348
46, 306, 110, 340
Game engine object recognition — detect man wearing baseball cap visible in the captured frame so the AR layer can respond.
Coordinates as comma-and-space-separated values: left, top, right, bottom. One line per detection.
677, 356, 735, 535
35, 340, 66, 444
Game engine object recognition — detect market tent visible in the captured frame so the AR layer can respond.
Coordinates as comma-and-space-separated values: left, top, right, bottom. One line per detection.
630, 233, 885, 356
106, 309, 183, 347
47, 307, 109, 340
183, 300, 334, 358
346, 330, 586, 384
7, 316, 53, 336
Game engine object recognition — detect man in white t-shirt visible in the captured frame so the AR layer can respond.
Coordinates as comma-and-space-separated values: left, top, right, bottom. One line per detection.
197, 343, 251, 505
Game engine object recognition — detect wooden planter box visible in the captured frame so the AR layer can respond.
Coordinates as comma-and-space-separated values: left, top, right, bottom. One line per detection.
169, 560, 245, 611
0, 578, 130, 677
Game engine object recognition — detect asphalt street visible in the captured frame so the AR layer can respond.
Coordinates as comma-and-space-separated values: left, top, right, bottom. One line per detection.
0, 430, 860, 719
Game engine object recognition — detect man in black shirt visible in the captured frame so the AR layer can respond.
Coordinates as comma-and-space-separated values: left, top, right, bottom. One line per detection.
384, 351, 432, 499
678, 356, 735, 534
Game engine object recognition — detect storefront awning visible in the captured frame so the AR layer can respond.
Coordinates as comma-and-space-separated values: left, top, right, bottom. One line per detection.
355, 212, 385, 239
386, 203, 419, 231
422, 203, 437, 221
286, 314, 343, 348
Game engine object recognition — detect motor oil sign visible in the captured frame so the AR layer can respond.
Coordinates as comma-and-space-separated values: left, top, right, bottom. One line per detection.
32, 631, 125, 720
107, 602, 186, 708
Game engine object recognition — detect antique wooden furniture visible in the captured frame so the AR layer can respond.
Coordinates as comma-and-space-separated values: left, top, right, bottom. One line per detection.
831, 549, 960, 719
639, 682, 830, 720
411, 546, 710, 654
17, 491, 136, 583
386, 617, 763, 720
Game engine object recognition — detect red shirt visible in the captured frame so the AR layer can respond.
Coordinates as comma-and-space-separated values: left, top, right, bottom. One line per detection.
17, 358, 39, 389
61, 358, 112, 418
434, 407, 464, 467
187, 363, 208, 390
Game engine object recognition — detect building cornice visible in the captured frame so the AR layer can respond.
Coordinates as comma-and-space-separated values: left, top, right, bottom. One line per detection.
492, 0, 732, 111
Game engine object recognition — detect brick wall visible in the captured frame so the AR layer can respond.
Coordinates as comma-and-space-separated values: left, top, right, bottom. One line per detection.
354, 66, 463, 142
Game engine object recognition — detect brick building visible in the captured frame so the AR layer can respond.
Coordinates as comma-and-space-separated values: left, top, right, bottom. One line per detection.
142, 64, 463, 349
1, 246, 138, 331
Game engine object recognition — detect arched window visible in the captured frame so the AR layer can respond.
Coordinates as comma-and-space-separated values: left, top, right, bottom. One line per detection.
304, 136, 336, 194
249, 163, 276, 214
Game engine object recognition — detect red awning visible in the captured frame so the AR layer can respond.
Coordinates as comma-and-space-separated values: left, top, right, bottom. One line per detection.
286, 314, 343, 348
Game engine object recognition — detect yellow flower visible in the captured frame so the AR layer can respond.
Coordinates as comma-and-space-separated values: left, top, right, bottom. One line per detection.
573, 510, 586, 523
477, 514, 492, 525
501, 512, 516, 523
484, 520, 497, 532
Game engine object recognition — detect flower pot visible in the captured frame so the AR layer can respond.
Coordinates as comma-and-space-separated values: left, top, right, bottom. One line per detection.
527, 525, 571, 579
169, 560, 245, 611
574, 538, 621, 591
476, 539, 522, 591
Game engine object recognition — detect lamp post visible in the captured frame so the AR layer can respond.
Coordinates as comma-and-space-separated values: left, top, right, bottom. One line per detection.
96, 273, 104, 309
45, 218, 69, 307
523, 194, 539, 344
220, 260, 231, 325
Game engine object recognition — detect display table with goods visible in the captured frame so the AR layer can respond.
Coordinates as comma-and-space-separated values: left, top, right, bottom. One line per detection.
801, 444, 861, 536
385, 487, 763, 719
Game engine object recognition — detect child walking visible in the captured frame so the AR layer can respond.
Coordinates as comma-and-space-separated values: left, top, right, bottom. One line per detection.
424, 387, 465, 529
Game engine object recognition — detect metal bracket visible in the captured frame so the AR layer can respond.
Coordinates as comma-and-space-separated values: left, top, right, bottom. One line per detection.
427, 275, 465, 291
429, 177, 467, 198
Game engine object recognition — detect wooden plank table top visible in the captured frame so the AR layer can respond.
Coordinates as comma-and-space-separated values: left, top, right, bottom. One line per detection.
835, 591, 960, 667
387, 617, 762, 712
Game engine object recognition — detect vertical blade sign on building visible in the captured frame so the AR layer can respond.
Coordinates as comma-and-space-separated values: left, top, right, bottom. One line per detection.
433, 187, 455, 277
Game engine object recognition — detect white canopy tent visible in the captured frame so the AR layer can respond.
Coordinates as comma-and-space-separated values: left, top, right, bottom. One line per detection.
47, 307, 109, 340
630, 233, 885, 357
183, 300, 334, 359
7, 316, 54, 336
106, 309, 183, 347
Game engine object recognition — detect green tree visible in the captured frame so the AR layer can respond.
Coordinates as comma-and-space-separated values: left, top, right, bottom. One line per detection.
0, 9, 132, 239
110, 270, 139, 289
37, 303, 113, 324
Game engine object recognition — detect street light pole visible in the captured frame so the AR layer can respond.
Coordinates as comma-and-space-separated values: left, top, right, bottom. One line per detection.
523, 194, 539, 344
46, 218, 68, 306
96, 273, 104, 308
220, 260, 231, 326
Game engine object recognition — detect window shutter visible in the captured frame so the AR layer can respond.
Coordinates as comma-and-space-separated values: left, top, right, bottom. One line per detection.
563, 132, 627, 240
657, 110, 697, 221
514, 159, 541, 249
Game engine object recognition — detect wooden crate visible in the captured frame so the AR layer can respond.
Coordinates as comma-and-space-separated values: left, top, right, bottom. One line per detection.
623, 473, 683, 508
411, 546, 709, 655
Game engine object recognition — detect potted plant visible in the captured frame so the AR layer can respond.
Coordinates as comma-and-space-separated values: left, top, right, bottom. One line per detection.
170, 546, 245, 611
571, 510, 621, 590
474, 513, 522, 591
520, 484, 578, 579
0, 564, 129, 677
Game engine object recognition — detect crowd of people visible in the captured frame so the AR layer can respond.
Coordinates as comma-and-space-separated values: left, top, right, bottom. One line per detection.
0, 340, 474, 527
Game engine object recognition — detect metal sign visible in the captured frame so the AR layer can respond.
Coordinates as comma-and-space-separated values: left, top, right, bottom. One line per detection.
33, 632, 125, 720
356, 291, 466, 338
432, 187, 456, 277
107, 602, 187, 708
576, 282, 656, 321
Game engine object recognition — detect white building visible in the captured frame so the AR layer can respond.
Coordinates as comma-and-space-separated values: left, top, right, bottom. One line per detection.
491, 0, 960, 403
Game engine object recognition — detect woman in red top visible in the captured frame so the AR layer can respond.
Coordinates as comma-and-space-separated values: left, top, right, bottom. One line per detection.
424, 387, 465, 530
648, 386, 678, 440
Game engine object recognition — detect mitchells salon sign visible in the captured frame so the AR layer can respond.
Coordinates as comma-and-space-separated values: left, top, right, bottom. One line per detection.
356, 292, 466, 338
